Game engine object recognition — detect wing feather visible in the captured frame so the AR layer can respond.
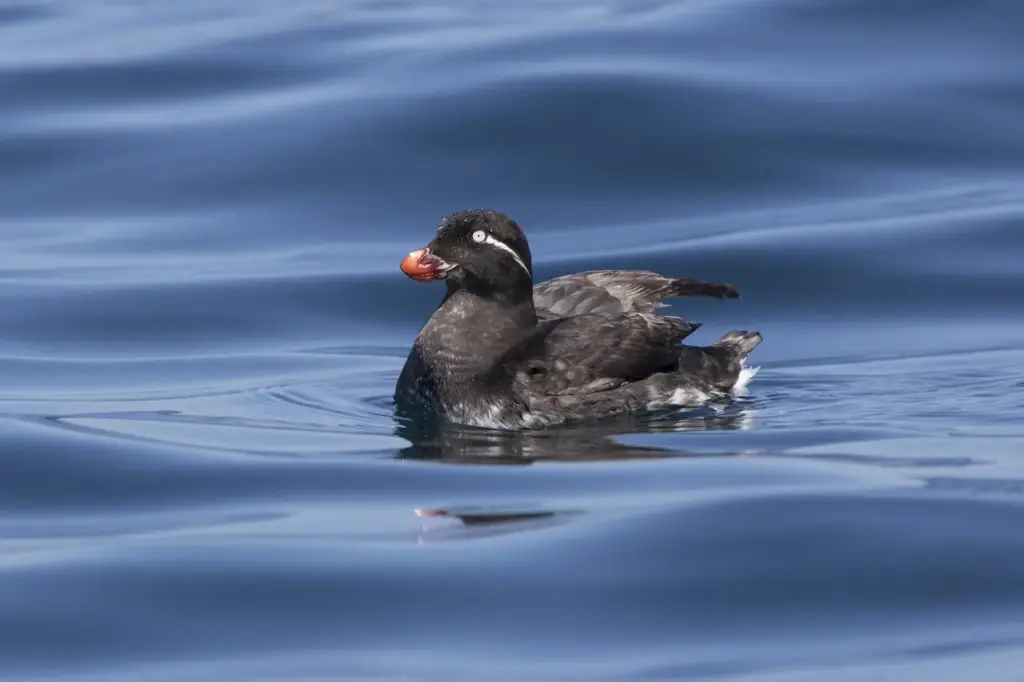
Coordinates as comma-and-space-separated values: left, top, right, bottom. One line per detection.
507, 312, 700, 396
533, 270, 738, 318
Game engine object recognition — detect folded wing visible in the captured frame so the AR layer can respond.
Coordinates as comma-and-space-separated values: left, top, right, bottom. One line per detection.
506, 312, 701, 396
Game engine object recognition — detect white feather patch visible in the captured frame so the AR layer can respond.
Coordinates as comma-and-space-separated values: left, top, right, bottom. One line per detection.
732, 365, 760, 396
663, 386, 710, 407
483, 234, 530, 277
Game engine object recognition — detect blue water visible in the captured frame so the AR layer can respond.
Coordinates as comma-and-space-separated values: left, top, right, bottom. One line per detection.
4, 1, 1024, 680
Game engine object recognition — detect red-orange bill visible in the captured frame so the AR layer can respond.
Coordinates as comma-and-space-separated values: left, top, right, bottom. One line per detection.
399, 248, 453, 282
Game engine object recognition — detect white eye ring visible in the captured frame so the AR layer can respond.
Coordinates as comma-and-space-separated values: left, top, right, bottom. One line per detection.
471, 230, 487, 243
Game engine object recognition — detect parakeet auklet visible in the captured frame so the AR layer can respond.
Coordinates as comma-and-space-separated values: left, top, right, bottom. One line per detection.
394, 209, 761, 430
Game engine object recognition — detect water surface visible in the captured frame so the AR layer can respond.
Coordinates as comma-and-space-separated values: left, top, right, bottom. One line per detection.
3, 1, 1024, 680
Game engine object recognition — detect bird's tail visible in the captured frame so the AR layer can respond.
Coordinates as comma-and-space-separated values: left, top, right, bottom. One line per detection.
711, 331, 762, 395
668, 277, 740, 300
712, 330, 762, 356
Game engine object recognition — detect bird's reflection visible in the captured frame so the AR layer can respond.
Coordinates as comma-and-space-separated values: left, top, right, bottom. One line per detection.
394, 404, 755, 464
412, 505, 586, 543
396, 405, 756, 541
414, 507, 562, 524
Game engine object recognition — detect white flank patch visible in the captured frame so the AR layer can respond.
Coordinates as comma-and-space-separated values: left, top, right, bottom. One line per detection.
665, 386, 710, 407
483, 234, 530, 277
456, 402, 516, 430
731, 364, 760, 396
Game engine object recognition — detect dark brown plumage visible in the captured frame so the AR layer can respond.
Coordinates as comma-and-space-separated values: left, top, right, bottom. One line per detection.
395, 209, 761, 429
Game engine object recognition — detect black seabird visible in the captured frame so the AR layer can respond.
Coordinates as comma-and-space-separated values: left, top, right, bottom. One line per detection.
395, 209, 761, 429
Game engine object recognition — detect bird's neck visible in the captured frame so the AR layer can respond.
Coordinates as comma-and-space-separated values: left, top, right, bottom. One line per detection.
417, 289, 536, 376
446, 273, 534, 308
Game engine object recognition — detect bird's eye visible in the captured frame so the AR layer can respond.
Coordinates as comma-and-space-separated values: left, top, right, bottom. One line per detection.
471, 230, 487, 243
